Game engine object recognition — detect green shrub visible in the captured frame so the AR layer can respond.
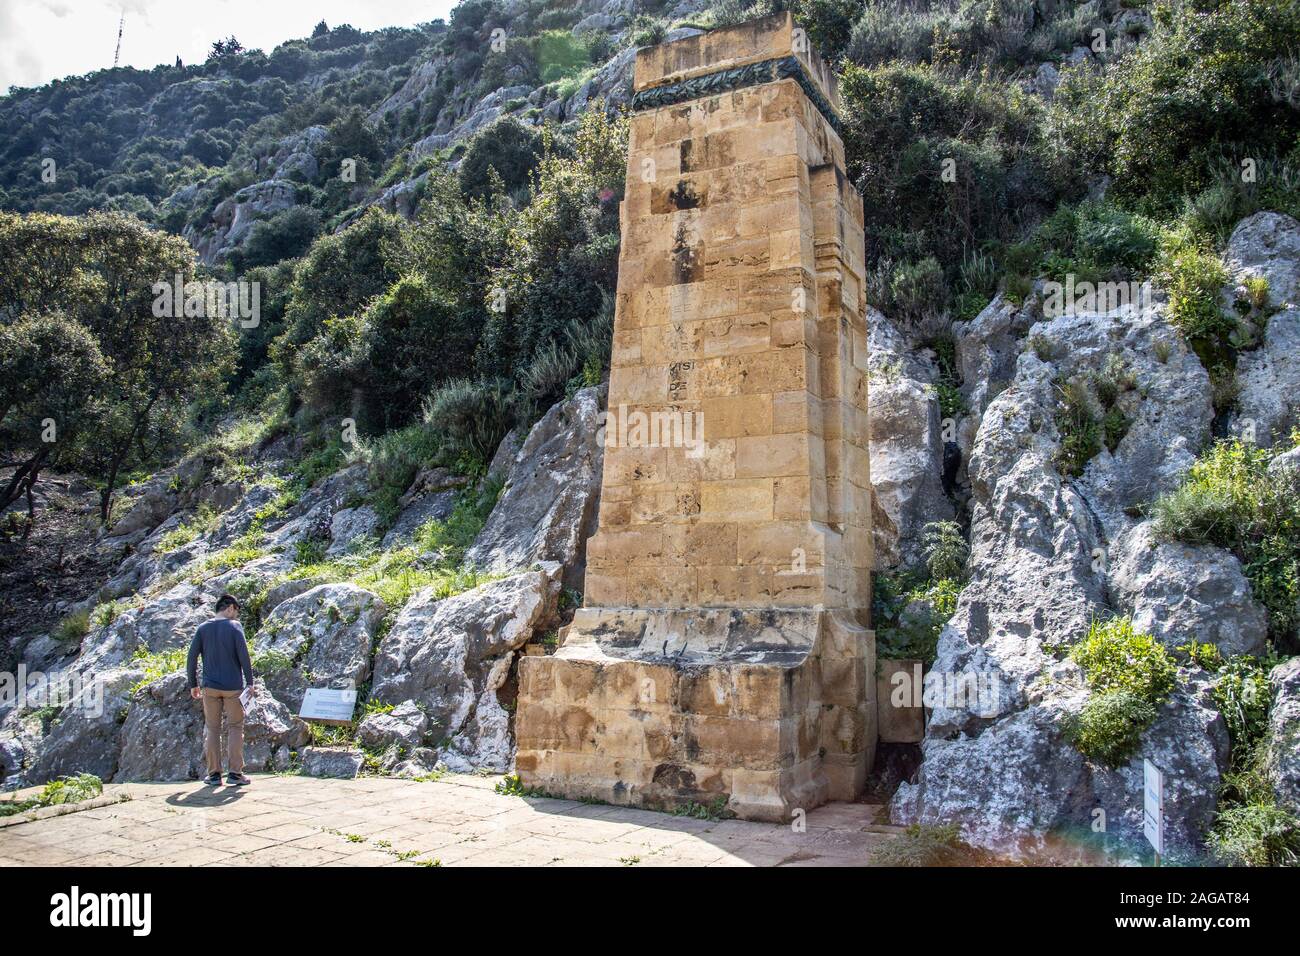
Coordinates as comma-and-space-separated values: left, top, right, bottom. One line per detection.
1212, 657, 1274, 766
361, 421, 444, 527
1070, 617, 1177, 703
157, 503, 220, 554
457, 116, 545, 201
1157, 230, 1233, 350
1209, 800, 1300, 867
1036, 200, 1160, 280
1053, 377, 1102, 477
342, 274, 481, 433
868, 823, 977, 866
414, 475, 504, 565
232, 206, 322, 270
886, 256, 947, 324
1046, 0, 1300, 207
1178, 639, 1224, 673
294, 537, 328, 567
423, 378, 517, 474
129, 646, 190, 695
873, 572, 961, 663
839, 61, 1056, 317
1066, 689, 1157, 768
1153, 439, 1300, 646
0, 773, 103, 818
53, 609, 90, 644
535, 30, 593, 84
920, 520, 968, 581
1066, 618, 1176, 766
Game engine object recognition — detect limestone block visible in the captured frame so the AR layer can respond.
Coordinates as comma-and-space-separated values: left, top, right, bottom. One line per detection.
877, 659, 926, 744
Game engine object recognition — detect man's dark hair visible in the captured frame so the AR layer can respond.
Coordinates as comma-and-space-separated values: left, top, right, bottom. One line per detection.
215, 593, 240, 613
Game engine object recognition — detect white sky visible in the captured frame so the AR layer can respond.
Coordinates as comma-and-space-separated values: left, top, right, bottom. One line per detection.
0, 0, 460, 93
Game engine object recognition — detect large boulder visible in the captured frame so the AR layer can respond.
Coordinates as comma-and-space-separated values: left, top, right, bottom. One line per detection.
867, 309, 953, 568
1225, 212, 1300, 446
953, 293, 1038, 420
381, 467, 467, 549
25, 667, 141, 784
252, 584, 386, 712
1232, 307, 1300, 448
1109, 523, 1268, 658
300, 746, 363, 779
115, 673, 307, 780
107, 486, 178, 538
356, 701, 428, 753
370, 566, 560, 772
466, 387, 604, 589
1223, 211, 1300, 310
1266, 657, 1300, 814
1049, 304, 1212, 537
75, 583, 214, 677
893, 670, 1228, 862
326, 505, 381, 557
892, 300, 1229, 861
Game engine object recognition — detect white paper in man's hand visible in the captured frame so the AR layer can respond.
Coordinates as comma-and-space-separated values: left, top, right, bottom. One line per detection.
240, 685, 256, 709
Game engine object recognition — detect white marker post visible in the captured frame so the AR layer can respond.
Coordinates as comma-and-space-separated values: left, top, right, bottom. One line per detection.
1143, 758, 1164, 865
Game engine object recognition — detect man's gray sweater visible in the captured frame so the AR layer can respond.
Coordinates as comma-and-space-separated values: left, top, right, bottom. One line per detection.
186, 618, 255, 691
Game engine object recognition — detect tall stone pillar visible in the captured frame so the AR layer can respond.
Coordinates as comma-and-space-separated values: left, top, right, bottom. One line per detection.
515, 13, 874, 821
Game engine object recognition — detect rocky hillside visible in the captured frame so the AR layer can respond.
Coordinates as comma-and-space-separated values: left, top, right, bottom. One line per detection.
0, 1, 704, 265
3, 0, 1300, 865
878, 211, 1300, 863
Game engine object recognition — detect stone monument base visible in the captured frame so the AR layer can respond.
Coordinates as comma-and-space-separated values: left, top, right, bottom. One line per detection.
515, 607, 875, 821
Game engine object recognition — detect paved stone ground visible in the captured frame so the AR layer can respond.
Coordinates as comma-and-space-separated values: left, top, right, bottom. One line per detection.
0, 773, 898, 867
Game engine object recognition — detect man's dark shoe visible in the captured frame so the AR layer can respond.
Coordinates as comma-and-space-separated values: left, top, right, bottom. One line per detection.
226, 772, 251, 786
204, 772, 222, 786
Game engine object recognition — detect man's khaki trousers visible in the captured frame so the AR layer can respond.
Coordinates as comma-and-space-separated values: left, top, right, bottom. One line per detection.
202, 688, 245, 775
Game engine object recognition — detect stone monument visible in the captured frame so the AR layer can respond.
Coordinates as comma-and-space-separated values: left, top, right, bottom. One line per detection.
515, 12, 875, 821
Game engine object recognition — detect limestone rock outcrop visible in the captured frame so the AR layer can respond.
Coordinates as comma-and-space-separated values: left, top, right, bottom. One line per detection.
867, 308, 953, 569
371, 566, 560, 771
1267, 657, 1300, 814
253, 584, 386, 712
466, 386, 605, 589
893, 298, 1230, 861
1109, 523, 1268, 658
116, 673, 308, 781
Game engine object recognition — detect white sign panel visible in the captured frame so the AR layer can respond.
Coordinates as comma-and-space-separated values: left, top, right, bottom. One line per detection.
1143, 758, 1164, 856
300, 687, 357, 724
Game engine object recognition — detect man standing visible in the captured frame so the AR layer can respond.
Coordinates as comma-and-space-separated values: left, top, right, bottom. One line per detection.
186, 593, 256, 786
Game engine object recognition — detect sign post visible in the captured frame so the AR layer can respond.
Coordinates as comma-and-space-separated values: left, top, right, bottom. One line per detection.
299, 687, 357, 726
1143, 758, 1164, 865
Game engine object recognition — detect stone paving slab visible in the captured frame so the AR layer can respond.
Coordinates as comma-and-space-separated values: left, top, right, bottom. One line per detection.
0, 773, 893, 867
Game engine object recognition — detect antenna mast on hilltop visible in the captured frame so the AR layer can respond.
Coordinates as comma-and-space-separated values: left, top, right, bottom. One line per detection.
113, 11, 125, 68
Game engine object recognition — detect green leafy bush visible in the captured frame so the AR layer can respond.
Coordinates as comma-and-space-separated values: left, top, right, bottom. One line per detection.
457, 115, 545, 201
873, 572, 962, 663
0, 773, 104, 818
1066, 689, 1157, 768
1047, 0, 1300, 208
423, 379, 517, 474
414, 476, 504, 565
1157, 229, 1233, 351
1036, 200, 1160, 281
1212, 656, 1274, 765
1153, 439, 1300, 647
1209, 801, 1300, 867
1053, 377, 1102, 477
920, 520, 968, 581
1066, 617, 1175, 767
52, 609, 90, 644
1070, 617, 1177, 702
